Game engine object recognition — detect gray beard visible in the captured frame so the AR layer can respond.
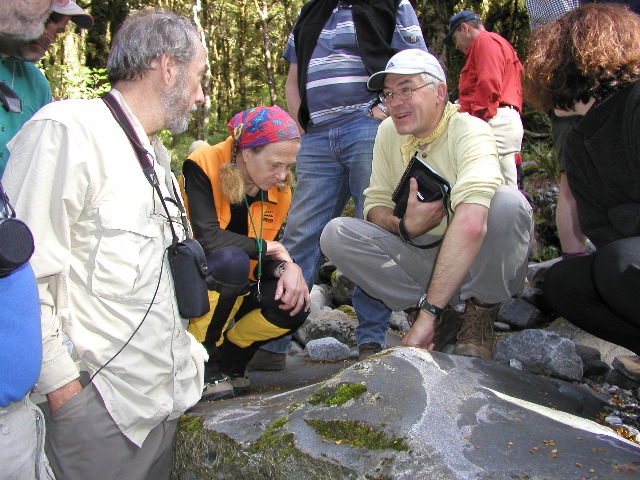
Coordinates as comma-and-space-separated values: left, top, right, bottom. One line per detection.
161, 74, 193, 134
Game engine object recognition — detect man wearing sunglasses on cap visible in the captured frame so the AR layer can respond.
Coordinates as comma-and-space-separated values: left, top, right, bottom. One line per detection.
0, 1, 93, 177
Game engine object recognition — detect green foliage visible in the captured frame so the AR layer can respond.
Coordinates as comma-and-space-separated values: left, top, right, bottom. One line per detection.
305, 419, 409, 451
307, 382, 368, 406
524, 140, 559, 180
44, 64, 110, 100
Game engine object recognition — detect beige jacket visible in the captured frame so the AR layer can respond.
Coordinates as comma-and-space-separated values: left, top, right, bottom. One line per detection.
3, 90, 207, 447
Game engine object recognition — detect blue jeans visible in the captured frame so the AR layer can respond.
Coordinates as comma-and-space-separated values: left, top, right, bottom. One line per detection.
262, 114, 382, 354
353, 285, 392, 346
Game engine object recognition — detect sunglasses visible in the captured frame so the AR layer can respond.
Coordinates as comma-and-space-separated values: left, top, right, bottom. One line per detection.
0, 81, 23, 113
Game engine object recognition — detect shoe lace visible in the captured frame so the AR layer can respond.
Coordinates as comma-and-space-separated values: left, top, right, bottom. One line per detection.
458, 310, 493, 344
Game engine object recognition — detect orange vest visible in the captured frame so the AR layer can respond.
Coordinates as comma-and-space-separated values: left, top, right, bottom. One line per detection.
182, 137, 291, 279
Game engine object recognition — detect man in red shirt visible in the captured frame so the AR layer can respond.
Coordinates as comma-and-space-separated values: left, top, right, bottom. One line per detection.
444, 11, 524, 188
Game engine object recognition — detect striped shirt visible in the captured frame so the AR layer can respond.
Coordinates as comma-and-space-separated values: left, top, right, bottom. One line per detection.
283, 0, 427, 130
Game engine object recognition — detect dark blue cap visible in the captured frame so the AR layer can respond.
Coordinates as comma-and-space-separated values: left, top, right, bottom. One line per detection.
443, 10, 480, 47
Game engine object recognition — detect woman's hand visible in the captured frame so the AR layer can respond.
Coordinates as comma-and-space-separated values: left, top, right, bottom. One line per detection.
274, 261, 310, 316
265, 240, 293, 263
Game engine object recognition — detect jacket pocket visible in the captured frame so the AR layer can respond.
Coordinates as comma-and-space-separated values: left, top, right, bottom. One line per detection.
89, 203, 163, 302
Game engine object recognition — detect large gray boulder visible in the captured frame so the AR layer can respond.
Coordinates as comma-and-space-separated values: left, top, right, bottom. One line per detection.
174, 348, 639, 480
494, 329, 584, 381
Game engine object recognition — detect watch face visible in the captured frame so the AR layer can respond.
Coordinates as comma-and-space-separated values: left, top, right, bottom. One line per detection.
418, 293, 427, 307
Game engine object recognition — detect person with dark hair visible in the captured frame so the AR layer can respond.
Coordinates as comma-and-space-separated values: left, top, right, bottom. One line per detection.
443, 10, 523, 189
525, 2, 640, 381
182, 106, 309, 401
3, 9, 208, 479
525, 0, 639, 259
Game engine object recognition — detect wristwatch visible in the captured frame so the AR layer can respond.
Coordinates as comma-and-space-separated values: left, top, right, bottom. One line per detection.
278, 262, 287, 276
417, 293, 444, 318
377, 103, 389, 117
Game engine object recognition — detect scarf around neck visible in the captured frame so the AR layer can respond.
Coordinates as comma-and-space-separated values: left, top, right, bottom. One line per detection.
400, 102, 460, 165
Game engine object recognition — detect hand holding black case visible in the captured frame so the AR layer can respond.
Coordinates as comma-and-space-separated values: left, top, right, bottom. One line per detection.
392, 155, 451, 218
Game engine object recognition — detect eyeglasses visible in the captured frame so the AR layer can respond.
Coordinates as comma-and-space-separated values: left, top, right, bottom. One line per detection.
378, 84, 431, 104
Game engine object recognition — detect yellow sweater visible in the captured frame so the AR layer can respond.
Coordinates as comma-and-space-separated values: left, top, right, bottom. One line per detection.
363, 110, 504, 236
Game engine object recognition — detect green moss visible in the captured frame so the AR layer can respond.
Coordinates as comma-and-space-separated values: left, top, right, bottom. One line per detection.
172, 415, 251, 480
251, 417, 297, 457
307, 382, 367, 406
337, 304, 356, 317
305, 419, 409, 451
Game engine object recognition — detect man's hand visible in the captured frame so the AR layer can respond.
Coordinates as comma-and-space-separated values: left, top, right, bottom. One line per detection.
47, 378, 82, 413
274, 262, 310, 316
402, 310, 436, 349
370, 105, 389, 121
403, 177, 446, 238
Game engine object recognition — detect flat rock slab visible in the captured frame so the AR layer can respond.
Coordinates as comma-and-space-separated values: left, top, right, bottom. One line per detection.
179, 348, 640, 480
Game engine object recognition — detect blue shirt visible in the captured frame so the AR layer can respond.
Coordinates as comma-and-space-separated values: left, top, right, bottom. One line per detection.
284, 0, 427, 130
0, 262, 41, 407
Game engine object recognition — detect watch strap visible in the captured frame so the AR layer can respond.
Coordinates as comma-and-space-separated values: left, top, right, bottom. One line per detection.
419, 298, 444, 318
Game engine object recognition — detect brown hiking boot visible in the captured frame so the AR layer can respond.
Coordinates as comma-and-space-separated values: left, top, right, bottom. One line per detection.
432, 306, 463, 352
358, 342, 383, 361
452, 301, 499, 360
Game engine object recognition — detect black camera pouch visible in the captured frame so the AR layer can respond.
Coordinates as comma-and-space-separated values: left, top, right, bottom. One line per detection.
0, 181, 34, 278
168, 238, 210, 319
392, 155, 451, 218
0, 217, 35, 277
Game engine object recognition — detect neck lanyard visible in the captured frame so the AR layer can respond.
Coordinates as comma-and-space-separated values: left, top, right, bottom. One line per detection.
102, 92, 190, 244
245, 191, 264, 300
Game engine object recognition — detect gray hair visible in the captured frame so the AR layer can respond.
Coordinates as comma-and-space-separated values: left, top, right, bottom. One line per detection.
421, 73, 449, 101
421, 73, 445, 89
107, 9, 200, 84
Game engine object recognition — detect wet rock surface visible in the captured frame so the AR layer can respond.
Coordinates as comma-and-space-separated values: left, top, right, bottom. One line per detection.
176, 349, 640, 480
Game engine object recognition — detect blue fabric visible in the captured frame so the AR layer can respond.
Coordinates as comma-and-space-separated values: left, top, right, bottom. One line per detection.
283, 0, 426, 130
263, 115, 381, 354
0, 58, 51, 176
352, 285, 392, 346
0, 262, 41, 407
283, 115, 380, 286
205, 247, 250, 286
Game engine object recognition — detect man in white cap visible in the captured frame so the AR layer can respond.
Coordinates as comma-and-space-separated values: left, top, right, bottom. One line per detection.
0, 0, 70, 39
320, 49, 533, 361
0, 1, 93, 176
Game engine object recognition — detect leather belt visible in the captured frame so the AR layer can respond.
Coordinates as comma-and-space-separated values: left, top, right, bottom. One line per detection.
499, 103, 519, 111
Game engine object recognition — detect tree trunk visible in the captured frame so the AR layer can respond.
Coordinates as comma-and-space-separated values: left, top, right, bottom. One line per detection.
254, 0, 278, 105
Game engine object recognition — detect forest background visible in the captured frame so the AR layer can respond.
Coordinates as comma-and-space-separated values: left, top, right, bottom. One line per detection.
41, 0, 560, 257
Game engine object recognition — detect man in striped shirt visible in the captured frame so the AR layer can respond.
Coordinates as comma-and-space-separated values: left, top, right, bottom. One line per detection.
250, 0, 428, 369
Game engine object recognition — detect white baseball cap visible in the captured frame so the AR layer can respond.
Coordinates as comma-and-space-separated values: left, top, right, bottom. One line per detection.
367, 49, 446, 90
51, 0, 94, 29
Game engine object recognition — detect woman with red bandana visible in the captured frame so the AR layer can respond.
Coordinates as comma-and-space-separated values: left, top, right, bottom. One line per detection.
182, 106, 310, 401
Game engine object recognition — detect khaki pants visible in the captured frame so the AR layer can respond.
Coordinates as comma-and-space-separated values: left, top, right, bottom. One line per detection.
488, 107, 524, 188
0, 396, 55, 480
40, 379, 177, 480
320, 185, 533, 311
